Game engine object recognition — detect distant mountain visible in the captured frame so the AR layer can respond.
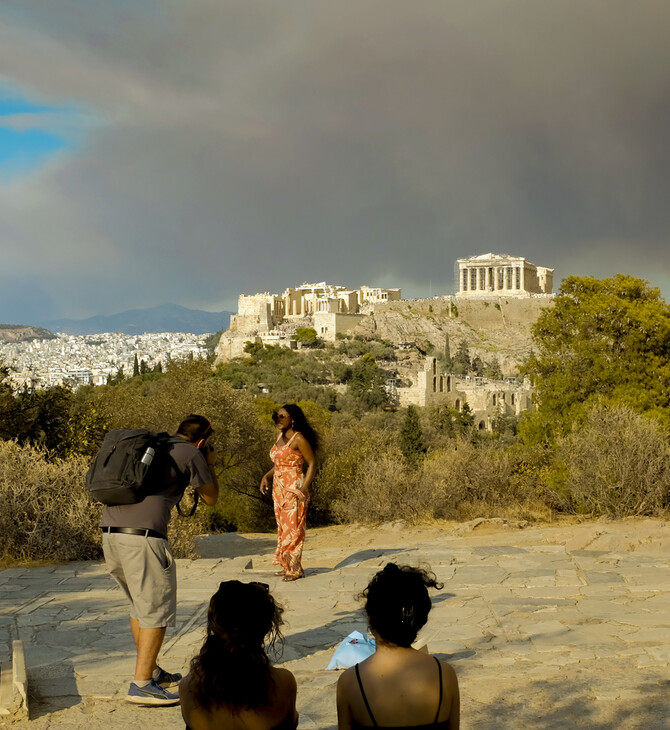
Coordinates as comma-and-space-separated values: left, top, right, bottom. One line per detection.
39, 303, 232, 335
0, 324, 56, 342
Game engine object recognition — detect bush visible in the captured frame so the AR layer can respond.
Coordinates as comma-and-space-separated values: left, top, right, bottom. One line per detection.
416, 440, 518, 518
0, 441, 100, 563
559, 404, 670, 516
331, 449, 421, 524
317, 429, 540, 525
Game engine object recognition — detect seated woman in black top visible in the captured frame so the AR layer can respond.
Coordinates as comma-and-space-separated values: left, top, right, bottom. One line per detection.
180, 580, 298, 730
337, 563, 459, 730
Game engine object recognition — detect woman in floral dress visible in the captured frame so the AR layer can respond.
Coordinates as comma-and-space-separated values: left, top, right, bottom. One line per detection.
260, 404, 318, 581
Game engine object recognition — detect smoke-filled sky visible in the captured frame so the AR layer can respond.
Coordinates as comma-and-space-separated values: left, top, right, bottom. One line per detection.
1, 1, 669, 323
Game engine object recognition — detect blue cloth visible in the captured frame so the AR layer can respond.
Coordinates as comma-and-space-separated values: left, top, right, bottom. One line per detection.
326, 631, 376, 670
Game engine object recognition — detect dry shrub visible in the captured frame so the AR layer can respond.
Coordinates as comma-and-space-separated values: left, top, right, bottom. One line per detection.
326, 438, 537, 525
168, 504, 213, 559
560, 403, 670, 516
0, 440, 101, 562
311, 423, 394, 524
0, 440, 221, 562
417, 439, 521, 519
331, 448, 420, 523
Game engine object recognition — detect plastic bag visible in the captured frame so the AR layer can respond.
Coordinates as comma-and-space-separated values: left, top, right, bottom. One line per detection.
326, 630, 376, 670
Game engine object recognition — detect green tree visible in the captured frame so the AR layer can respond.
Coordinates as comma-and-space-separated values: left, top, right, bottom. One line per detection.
294, 327, 320, 347
451, 341, 471, 375
471, 355, 485, 377
347, 354, 388, 410
521, 274, 670, 442
433, 404, 474, 438
133, 354, 140, 377
243, 340, 264, 358
484, 357, 502, 380
399, 405, 427, 464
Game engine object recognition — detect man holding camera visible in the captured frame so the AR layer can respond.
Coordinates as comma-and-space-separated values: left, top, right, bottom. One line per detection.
100, 415, 219, 706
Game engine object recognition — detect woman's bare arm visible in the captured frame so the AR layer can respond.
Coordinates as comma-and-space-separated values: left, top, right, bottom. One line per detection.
294, 434, 317, 499
443, 662, 460, 729
260, 467, 275, 494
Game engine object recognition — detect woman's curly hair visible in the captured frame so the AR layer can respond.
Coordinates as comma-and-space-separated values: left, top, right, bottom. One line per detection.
360, 563, 443, 647
188, 580, 284, 711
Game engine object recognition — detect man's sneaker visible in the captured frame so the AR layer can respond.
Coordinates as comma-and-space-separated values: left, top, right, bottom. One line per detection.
154, 666, 182, 688
126, 679, 180, 706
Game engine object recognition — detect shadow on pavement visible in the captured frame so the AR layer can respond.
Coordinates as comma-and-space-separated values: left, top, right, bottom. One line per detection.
195, 532, 276, 559
334, 547, 412, 570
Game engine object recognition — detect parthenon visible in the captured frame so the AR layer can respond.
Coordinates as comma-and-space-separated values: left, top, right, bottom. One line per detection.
456, 253, 553, 297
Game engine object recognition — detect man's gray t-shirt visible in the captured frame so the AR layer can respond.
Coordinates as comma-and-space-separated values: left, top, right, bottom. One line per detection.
99, 436, 212, 535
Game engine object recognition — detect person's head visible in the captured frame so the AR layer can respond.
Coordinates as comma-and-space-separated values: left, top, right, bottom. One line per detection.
361, 563, 443, 647
272, 403, 319, 451
206, 579, 283, 652
177, 414, 213, 447
189, 580, 284, 711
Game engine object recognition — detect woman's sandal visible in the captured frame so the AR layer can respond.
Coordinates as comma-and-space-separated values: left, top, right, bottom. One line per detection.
282, 574, 303, 582
275, 570, 286, 576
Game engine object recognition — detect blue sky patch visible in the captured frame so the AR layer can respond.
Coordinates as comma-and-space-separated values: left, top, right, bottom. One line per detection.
0, 90, 80, 181
0, 126, 68, 180
0, 97, 56, 117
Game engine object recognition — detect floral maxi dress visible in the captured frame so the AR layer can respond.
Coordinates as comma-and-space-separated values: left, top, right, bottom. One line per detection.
270, 432, 307, 579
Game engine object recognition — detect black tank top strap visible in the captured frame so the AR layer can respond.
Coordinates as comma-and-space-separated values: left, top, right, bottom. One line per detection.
355, 663, 378, 727
433, 656, 443, 723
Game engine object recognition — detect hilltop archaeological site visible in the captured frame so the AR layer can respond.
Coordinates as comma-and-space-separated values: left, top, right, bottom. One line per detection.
215, 253, 555, 431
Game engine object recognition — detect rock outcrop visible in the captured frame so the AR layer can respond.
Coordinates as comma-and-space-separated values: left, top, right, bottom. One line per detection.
0, 326, 55, 343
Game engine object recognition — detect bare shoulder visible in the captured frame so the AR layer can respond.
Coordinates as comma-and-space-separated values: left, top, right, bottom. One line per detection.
272, 666, 297, 695
337, 665, 357, 692
293, 432, 308, 447
439, 660, 458, 682
179, 672, 193, 696
179, 673, 196, 720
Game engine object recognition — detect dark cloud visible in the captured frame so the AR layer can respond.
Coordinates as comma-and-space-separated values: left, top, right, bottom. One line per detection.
0, 0, 669, 322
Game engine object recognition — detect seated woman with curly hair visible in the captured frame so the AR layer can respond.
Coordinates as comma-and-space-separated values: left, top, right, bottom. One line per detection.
337, 563, 460, 729
180, 580, 298, 730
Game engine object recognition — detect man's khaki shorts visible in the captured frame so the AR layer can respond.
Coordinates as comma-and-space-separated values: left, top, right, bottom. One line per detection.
102, 532, 177, 628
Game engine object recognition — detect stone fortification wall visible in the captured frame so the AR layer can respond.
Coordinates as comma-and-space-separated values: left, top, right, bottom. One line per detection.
446, 295, 553, 329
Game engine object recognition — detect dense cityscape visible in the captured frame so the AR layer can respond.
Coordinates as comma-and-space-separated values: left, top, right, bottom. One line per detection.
0, 332, 211, 389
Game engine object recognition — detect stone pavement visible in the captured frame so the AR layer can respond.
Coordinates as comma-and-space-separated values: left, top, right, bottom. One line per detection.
3, 519, 670, 728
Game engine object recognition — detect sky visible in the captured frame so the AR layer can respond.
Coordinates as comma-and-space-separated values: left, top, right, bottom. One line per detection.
1, 0, 669, 324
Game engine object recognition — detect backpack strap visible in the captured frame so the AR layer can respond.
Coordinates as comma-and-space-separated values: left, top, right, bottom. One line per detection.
176, 489, 199, 517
